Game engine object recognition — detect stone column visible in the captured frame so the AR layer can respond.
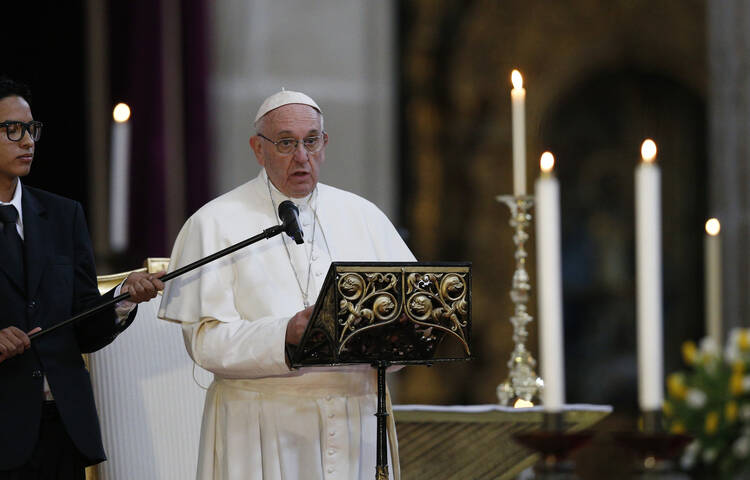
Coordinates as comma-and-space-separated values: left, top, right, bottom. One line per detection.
708, 1, 750, 334
85, 0, 110, 263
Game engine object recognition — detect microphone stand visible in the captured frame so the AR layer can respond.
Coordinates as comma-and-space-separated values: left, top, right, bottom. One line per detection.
30, 222, 294, 341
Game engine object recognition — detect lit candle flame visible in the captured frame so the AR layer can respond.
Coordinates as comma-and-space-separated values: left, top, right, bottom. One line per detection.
113, 103, 131, 123
706, 218, 721, 236
641, 139, 657, 163
511, 69, 523, 90
540, 151, 555, 173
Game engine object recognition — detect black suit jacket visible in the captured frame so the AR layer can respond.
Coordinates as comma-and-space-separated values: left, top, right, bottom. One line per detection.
0, 185, 136, 470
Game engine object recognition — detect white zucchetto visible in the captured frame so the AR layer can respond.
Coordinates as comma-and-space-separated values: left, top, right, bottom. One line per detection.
254, 89, 321, 124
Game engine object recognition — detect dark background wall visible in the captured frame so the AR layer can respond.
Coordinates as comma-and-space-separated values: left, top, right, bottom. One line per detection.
5, 0, 211, 271
6, 0, 708, 413
3, 1, 714, 477
4, 2, 89, 210
542, 70, 706, 408
397, 0, 706, 411
397, 2, 706, 476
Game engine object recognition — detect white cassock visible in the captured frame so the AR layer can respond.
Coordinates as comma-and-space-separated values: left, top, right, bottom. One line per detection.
159, 169, 415, 480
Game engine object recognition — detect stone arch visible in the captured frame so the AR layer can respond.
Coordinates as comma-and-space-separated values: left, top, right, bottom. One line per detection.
539, 69, 706, 404
398, 0, 706, 405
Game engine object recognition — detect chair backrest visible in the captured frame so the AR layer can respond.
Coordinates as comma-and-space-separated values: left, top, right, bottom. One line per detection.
95, 258, 170, 294
88, 258, 211, 480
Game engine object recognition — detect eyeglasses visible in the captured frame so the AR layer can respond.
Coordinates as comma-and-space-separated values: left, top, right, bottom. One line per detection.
257, 132, 326, 155
0, 121, 43, 142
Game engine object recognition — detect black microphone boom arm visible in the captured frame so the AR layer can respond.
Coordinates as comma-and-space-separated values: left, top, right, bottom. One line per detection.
29, 215, 295, 341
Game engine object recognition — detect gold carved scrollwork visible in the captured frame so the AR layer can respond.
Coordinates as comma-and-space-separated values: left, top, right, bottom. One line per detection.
376, 466, 389, 480
334, 269, 471, 358
339, 272, 365, 300
338, 273, 402, 350
291, 264, 470, 366
405, 272, 470, 355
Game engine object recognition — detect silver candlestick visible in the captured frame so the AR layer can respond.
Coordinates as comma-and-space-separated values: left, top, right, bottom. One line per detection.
496, 194, 543, 405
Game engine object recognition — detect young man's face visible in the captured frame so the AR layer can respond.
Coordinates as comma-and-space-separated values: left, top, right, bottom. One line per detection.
0, 95, 34, 186
250, 104, 327, 198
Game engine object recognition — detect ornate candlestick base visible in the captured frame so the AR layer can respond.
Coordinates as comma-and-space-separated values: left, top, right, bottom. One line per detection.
513, 413, 595, 480
496, 194, 543, 405
613, 410, 692, 479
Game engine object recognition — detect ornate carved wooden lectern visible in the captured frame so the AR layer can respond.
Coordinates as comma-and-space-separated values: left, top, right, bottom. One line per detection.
287, 262, 472, 480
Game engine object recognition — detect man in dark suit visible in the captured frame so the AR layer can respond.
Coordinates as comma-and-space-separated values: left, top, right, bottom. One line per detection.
0, 77, 165, 479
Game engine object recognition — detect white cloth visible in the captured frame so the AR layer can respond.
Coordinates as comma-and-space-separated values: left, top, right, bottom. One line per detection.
89, 296, 212, 480
159, 170, 415, 480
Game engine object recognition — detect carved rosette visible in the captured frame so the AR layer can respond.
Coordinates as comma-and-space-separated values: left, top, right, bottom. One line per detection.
335, 269, 471, 360
404, 272, 470, 354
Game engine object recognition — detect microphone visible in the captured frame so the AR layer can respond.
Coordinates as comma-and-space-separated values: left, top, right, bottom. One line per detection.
278, 200, 304, 244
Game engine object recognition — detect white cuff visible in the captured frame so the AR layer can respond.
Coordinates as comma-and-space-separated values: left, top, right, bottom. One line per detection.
113, 281, 137, 324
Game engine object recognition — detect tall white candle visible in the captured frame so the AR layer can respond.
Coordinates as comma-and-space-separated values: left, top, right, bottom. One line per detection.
511, 69, 526, 196
535, 151, 565, 412
705, 218, 722, 349
635, 138, 663, 412
110, 103, 132, 252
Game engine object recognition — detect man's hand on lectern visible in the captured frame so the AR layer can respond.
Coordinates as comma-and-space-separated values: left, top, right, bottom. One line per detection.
285, 306, 314, 345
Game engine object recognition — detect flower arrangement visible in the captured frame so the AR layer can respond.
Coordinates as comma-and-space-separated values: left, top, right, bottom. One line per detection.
664, 328, 750, 477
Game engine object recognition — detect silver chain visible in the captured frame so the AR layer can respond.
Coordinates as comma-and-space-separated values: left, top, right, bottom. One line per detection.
267, 176, 317, 308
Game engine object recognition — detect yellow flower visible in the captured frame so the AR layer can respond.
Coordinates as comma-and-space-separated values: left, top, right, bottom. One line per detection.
663, 401, 673, 417
733, 361, 745, 376
670, 422, 686, 434
731, 372, 745, 396
740, 331, 750, 351
667, 373, 687, 400
682, 341, 697, 365
705, 411, 719, 435
726, 401, 739, 423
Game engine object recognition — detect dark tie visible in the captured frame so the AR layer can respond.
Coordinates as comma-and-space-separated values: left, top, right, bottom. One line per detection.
0, 204, 25, 288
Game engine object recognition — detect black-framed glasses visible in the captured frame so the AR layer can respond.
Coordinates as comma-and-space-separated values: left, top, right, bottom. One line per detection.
0, 121, 43, 142
257, 132, 326, 155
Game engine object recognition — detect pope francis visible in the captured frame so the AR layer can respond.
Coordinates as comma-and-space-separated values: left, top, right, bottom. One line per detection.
159, 90, 415, 480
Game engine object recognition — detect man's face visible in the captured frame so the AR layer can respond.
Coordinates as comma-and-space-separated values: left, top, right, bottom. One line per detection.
0, 95, 34, 185
250, 103, 327, 198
